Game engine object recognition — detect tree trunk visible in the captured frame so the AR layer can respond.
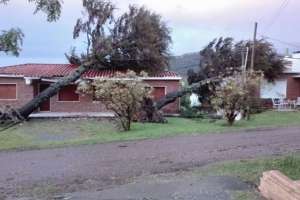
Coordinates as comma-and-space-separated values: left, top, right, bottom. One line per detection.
154, 78, 220, 110
17, 63, 92, 119
16, 68, 218, 121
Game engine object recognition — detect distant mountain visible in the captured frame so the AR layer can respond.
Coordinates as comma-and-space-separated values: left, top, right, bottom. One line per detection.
169, 52, 200, 77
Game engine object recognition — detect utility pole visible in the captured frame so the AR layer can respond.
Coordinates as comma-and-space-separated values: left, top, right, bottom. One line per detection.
241, 47, 249, 84
250, 22, 258, 73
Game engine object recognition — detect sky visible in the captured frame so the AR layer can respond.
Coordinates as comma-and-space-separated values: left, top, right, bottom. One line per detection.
1, 0, 300, 66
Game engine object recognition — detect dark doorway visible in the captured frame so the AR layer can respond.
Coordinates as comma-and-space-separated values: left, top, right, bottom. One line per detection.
39, 84, 50, 112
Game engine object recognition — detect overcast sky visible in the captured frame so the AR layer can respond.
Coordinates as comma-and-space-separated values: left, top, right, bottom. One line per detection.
1, 0, 299, 66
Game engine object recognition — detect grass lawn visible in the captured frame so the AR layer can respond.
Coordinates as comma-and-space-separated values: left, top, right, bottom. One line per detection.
197, 154, 300, 184
0, 111, 300, 151
195, 154, 300, 200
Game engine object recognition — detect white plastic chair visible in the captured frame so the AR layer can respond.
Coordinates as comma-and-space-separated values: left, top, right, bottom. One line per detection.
272, 98, 281, 109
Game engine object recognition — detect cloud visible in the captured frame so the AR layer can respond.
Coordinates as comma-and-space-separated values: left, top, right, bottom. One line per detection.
1, 0, 299, 65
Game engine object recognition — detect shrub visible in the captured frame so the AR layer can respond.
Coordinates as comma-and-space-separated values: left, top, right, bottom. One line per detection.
78, 70, 152, 131
211, 73, 260, 125
180, 95, 203, 118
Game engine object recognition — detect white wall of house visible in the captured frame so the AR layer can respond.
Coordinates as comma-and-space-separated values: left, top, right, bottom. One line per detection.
261, 52, 300, 99
284, 53, 300, 73
260, 78, 287, 99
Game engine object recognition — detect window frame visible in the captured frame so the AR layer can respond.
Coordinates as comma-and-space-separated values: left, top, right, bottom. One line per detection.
151, 86, 167, 101
57, 85, 80, 102
0, 83, 17, 101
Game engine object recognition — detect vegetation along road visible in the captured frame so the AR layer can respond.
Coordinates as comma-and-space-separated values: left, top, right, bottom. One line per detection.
1, 126, 300, 199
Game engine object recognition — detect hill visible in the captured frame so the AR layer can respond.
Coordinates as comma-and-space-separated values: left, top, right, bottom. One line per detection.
169, 52, 200, 77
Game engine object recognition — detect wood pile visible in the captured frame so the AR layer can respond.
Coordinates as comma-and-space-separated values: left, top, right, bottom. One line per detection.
259, 170, 300, 200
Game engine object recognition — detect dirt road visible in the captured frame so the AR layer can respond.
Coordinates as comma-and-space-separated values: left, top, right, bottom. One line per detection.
1, 127, 300, 199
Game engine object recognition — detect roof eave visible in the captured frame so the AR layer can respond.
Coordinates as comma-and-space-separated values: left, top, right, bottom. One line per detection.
85, 77, 182, 81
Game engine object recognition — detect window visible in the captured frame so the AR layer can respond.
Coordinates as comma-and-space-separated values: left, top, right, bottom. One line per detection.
151, 87, 166, 101
58, 85, 79, 102
0, 84, 17, 100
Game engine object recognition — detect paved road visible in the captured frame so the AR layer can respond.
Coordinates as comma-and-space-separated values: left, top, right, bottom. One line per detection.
1, 127, 300, 198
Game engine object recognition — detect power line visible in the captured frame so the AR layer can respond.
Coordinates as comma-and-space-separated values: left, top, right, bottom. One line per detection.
264, 0, 290, 33
260, 34, 300, 49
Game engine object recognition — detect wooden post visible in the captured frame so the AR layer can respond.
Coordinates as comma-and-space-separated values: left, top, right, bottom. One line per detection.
250, 22, 258, 73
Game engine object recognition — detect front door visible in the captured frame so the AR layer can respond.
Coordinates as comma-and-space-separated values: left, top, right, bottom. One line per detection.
39, 84, 50, 112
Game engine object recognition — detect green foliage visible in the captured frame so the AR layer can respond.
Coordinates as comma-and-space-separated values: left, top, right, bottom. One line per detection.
73, 0, 115, 57
78, 70, 151, 131
0, 28, 24, 56
211, 73, 260, 125
188, 37, 287, 102
72, 0, 171, 73
111, 5, 172, 73
248, 97, 266, 114
28, 0, 62, 22
0, 0, 62, 21
235, 39, 287, 82
180, 95, 203, 118
0, 0, 62, 56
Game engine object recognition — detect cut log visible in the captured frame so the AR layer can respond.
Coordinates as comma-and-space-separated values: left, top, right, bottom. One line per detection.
259, 170, 300, 200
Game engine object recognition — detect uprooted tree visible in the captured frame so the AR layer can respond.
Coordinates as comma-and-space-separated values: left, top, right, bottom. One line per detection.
0, 0, 172, 125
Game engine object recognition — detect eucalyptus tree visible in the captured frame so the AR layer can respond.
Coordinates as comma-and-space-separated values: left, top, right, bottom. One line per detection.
3, 0, 172, 121
188, 37, 286, 84
186, 37, 287, 103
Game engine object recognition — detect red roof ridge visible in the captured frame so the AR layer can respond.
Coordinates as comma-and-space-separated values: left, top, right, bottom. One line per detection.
0, 63, 74, 68
0, 63, 180, 79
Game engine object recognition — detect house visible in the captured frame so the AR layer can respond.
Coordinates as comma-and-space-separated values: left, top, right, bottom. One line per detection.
0, 64, 181, 116
260, 52, 300, 100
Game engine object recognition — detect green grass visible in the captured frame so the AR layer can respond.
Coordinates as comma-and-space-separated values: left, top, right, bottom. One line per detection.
193, 154, 300, 200
1, 111, 300, 151
197, 154, 300, 184
231, 191, 261, 200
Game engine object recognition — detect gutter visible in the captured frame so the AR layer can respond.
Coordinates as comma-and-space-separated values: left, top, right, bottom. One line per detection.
0, 74, 182, 81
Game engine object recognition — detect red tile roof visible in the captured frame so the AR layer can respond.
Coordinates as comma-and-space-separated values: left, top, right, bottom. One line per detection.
0, 63, 180, 79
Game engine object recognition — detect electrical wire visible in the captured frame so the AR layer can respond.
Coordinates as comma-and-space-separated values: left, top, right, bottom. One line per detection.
264, 0, 290, 33
260, 34, 300, 49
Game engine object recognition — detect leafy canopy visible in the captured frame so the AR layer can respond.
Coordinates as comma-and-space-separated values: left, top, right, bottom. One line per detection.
0, 28, 24, 56
0, 0, 62, 21
72, 0, 172, 73
211, 72, 260, 125
77, 70, 152, 131
188, 37, 286, 84
0, 0, 62, 56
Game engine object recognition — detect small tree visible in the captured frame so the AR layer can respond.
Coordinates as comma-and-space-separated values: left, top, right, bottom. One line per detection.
78, 70, 151, 131
211, 73, 260, 126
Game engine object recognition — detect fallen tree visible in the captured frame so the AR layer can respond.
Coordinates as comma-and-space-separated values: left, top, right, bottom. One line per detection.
155, 77, 220, 110
18, 62, 94, 119
0, 0, 172, 127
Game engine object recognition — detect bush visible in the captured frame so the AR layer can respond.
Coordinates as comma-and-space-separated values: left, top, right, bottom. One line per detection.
211, 73, 260, 125
180, 95, 203, 118
248, 97, 267, 114
78, 70, 151, 131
